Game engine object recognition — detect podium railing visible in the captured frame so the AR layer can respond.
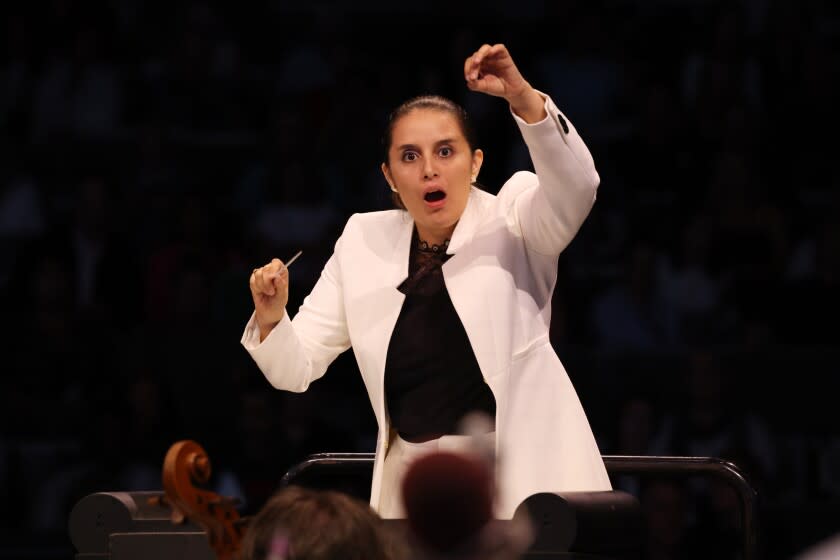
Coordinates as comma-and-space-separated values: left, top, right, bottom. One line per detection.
280, 453, 759, 560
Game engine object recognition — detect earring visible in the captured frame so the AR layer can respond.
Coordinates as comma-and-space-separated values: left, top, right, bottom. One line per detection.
389, 184, 398, 193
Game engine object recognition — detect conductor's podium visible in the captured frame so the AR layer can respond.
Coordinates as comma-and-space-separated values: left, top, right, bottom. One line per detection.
69, 491, 216, 560
69, 450, 757, 560
69, 489, 641, 560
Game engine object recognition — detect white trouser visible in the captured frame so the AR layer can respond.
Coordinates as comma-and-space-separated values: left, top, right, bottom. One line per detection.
378, 432, 496, 519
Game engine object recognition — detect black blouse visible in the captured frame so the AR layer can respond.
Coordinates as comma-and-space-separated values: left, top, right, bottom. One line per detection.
383, 230, 496, 442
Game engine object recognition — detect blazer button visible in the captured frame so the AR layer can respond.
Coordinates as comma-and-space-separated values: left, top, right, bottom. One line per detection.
556, 112, 569, 134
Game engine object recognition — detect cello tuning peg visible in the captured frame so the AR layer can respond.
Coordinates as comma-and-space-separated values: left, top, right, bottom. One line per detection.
170, 509, 186, 525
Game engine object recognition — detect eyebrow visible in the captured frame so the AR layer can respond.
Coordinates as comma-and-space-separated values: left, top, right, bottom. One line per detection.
396, 138, 457, 151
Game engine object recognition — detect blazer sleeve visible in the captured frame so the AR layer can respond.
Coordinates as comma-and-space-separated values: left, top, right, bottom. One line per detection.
504, 92, 600, 257
240, 233, 351, 392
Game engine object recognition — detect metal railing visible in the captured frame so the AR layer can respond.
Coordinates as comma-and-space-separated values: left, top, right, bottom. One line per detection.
281, 453, 759, 560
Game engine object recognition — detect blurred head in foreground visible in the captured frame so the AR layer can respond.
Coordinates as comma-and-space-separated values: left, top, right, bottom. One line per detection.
401, 450, 533, 559
239, 485, 395, 560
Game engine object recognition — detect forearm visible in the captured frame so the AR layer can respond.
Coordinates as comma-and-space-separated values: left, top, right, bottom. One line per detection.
243, 313, 317, 392
509, 94, 600, 255
508, 85, 548, 124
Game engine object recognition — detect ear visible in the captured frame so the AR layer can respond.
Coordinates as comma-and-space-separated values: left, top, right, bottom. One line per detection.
471, 149, 484, 183
381, 162, 398, 192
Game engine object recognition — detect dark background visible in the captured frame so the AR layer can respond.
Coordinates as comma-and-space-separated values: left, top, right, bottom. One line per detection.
1, 0, 838, 558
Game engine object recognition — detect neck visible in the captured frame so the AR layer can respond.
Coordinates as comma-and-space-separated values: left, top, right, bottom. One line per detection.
415, 224, 455, 247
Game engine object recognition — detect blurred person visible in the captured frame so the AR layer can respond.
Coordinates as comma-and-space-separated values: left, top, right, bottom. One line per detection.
659, 213, 725, 345
5, 248, 92, 438
146, 252, 236, 452
117, 367, 182, 490
681, 4, 763, 148
68, 175, 142, 324
607, 81, 702, 257
0, 12, 34, 138
590, 240, 680, 351
690, 445, 756, 560
5, 173, 144, 330
0, 146, 45, 295
0, 439, 9, 531
3, 248, 91, 533
0, 161, 44, 240
234, 102, 340, 306
144, 193, 218, 323
242, 44, 611, 519
703, 149, 789, 343
638, 478, 703, 560
605, 390, 662, 498
650, 350, 778, 499
249, 157, 338, 297
531, 2, 625, 144
29, 24, 121, 143
778, 219, 840, 346
228, 387, 356, 515
238, 485, 398, 560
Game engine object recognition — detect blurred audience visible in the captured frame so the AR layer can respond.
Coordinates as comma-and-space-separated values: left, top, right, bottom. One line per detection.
651, 350, 779, 494
0, 1, 837, 559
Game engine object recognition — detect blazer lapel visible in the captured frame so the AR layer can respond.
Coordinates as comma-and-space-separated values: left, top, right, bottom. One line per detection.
387, 212, 414, 288
443, 189, 508, 381
446, 186, 483, 255
371, 214, 413, 424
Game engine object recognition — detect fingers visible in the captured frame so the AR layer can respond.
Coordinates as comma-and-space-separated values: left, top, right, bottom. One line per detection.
465, 43, 509, 80
250, 258, 288, 297
483, 43, 508, 64
466, 43, 493, 80
465, 44, 514, 96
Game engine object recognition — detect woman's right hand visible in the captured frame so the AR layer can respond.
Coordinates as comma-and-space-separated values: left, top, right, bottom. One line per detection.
249, 258, 290, 340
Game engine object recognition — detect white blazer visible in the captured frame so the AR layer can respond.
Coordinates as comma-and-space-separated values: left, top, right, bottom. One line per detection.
242, 94, 612, 518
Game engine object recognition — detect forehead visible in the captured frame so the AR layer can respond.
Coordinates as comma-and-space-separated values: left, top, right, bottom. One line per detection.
390, 108, 465, 145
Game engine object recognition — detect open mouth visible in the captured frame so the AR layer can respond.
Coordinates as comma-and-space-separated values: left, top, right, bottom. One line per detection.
424, 190, 446, 202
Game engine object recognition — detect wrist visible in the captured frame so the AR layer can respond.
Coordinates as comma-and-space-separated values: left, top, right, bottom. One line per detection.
508, 86, 547, 124
257, 314, 283, 343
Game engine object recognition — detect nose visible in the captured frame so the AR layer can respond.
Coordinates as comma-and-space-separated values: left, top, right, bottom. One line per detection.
422, 158, 439, 180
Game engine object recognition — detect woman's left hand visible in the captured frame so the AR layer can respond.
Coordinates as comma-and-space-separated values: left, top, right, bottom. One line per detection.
465, 44, 546, 123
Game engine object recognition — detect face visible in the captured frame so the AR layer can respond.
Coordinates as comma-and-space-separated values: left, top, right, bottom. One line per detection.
382, 108, 483, 245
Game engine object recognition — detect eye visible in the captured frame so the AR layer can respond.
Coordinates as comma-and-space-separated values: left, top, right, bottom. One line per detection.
402, 151, 419, 162
439, 146, 453, 157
